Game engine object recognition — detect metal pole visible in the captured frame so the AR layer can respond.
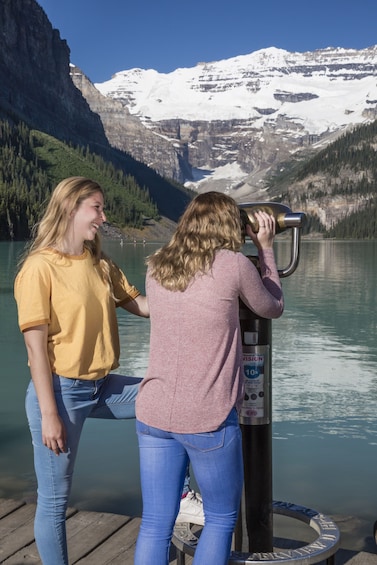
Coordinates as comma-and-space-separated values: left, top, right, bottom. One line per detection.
236, 204, 305, 554
238, 282, 273, 552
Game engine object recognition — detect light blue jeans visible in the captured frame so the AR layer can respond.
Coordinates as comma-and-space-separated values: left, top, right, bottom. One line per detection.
135, 408, 243, 565
26, 373, 190, 565
26, 373, 140, 564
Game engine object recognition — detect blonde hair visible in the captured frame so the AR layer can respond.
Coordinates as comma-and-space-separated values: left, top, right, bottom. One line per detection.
18, 177, 113, 293
147, 191, 243, 291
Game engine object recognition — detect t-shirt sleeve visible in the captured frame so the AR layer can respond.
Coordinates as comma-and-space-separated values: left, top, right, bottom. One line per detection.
14, 259, 51, 332
108, 260, 141, 305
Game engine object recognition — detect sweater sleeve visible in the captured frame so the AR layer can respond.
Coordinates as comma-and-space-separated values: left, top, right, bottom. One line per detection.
238, 249, 284, 319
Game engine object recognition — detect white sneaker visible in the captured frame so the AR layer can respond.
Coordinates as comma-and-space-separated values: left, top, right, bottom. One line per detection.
176, 490, 204, 526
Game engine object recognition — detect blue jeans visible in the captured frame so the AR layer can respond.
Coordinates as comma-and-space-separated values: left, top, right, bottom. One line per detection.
26, 373, 141, 565
26, 373, 192, 565
135, 408, 243, 565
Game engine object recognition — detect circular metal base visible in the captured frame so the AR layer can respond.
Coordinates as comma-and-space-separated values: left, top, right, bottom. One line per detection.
173, 500, 340, 564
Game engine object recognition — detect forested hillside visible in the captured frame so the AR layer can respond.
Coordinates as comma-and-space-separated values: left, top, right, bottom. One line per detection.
0, 120, 160, 240
267, 119, 377, 238
2, 115, 377, 240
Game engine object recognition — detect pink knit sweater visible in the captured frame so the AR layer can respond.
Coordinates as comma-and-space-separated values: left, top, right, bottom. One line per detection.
136, 248, 283, 433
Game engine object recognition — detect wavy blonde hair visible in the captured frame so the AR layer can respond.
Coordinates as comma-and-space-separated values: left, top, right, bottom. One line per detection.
18, 177, 113, 293
147, 191, 243, 291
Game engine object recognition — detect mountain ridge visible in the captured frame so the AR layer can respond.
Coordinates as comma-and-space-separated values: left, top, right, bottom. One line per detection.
86, 44, 377, 199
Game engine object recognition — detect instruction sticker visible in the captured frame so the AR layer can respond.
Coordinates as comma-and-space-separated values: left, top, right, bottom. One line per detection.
241, 353, 266, 421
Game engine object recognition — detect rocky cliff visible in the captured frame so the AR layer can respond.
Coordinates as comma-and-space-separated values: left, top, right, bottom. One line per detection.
0, 0, 192, 224
0, 0, 109, 150
70, 66, 187, 181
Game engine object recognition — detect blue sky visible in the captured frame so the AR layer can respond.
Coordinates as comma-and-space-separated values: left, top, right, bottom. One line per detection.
37, 0, 377, 84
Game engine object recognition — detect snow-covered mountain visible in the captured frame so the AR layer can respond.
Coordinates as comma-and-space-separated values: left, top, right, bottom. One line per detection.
89, 46, 377, 199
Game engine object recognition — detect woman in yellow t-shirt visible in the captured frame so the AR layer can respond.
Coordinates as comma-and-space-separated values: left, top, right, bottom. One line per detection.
14, 177, 201, 565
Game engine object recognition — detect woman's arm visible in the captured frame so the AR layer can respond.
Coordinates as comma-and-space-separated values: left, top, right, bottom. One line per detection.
121, 294, 149, 318
241, 212, 284, 318
23, 325, 67, 455
108, 258, 150, 318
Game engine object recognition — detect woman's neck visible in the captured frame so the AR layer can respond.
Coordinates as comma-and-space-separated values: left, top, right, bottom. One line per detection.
54, 241, 84, 256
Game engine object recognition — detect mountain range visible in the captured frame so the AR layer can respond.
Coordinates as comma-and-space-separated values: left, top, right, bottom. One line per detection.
85, 45, 377, 200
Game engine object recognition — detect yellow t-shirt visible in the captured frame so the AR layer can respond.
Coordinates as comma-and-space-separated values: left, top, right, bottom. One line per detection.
14, 248, 140, 380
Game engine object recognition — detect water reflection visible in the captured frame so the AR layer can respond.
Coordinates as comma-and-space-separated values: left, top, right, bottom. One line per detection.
272, 240, 377, 431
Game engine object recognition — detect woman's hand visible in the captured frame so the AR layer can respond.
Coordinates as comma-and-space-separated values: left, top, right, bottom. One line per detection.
246, 211, 276, 250
41, 413, 67, 455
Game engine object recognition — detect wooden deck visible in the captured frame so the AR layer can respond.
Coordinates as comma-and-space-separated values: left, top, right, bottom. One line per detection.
0, 498, 190, 564
2, 497, 377, 564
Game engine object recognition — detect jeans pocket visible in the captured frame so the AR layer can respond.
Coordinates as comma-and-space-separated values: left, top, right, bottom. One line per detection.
180, 426, 226, 452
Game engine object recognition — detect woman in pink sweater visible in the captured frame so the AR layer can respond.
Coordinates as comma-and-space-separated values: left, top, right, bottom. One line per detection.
135, 191, 284, 565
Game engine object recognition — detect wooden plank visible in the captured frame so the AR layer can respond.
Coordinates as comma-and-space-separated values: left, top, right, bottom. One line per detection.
66, 510, 131, 564
0, 506, 76, 565
1, 543, 41, 565
0, 499, 26, 520
74, 517, 140, 565
0, 504, 36, 562
75, 517, 193, 565
0, 500, 190, 565
2, 500, 371, 565
0, 502, 346, 565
